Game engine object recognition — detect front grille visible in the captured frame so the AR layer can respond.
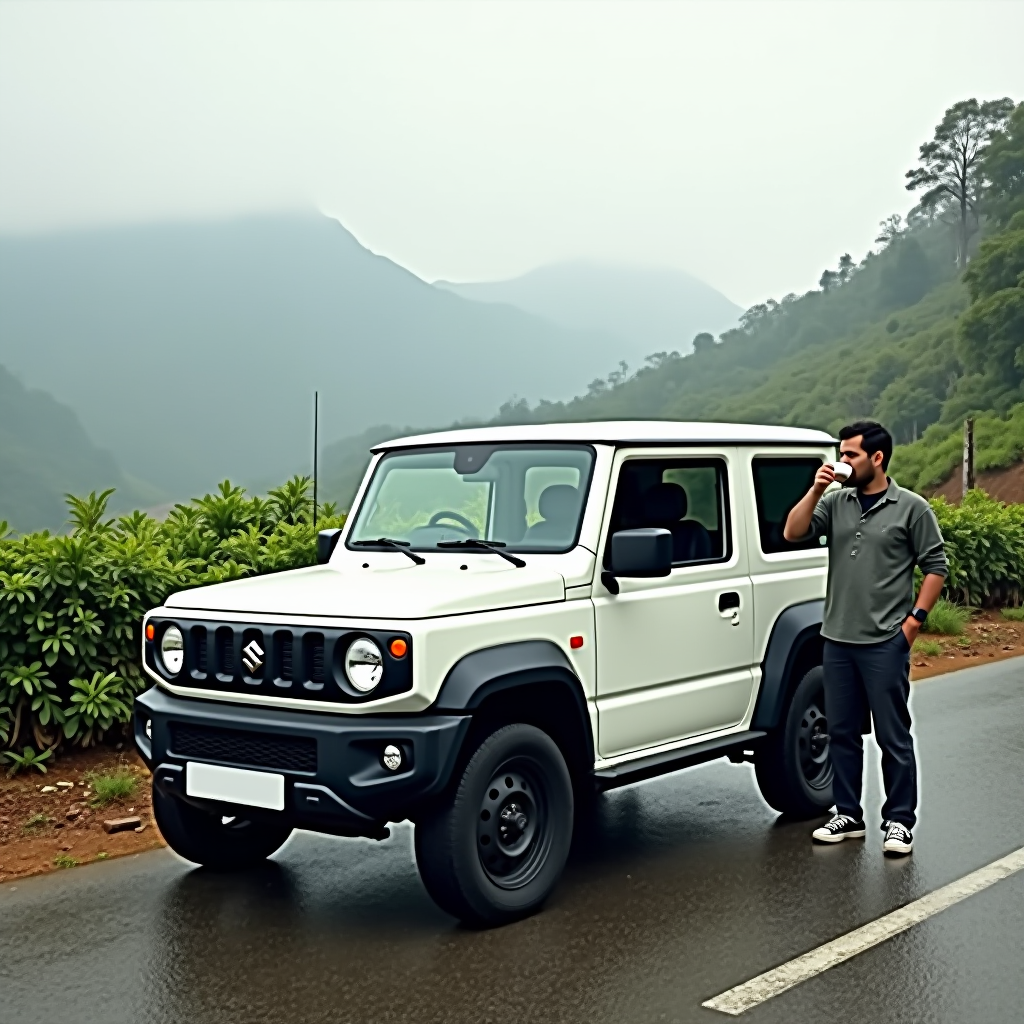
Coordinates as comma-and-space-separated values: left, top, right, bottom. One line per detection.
147, 617, 413, 703
171, 723, 317, 773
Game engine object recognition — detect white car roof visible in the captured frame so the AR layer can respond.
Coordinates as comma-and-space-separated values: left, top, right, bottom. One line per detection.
373, 420, 835, 451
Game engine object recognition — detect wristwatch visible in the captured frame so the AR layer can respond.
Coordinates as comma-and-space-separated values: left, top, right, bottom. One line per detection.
910, 607, 928, 623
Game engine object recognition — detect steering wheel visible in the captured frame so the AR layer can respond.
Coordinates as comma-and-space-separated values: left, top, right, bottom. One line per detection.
427, 510, 479, 537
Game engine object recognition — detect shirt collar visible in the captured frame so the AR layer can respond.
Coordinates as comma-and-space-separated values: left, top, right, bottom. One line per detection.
845, 476, 900, 510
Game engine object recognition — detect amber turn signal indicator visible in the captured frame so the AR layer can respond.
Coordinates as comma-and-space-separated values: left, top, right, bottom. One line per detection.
145, 623, 155, 641
570, 635, 584, 649
389, 638, 408, 658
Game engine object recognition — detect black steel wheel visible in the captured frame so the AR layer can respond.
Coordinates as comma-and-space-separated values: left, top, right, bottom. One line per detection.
415, 723, 573, 927
153, 786, 293, 870
754, 666, 835, 817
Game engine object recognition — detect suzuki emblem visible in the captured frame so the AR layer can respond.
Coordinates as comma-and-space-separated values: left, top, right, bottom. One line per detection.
242, 640, 264, 674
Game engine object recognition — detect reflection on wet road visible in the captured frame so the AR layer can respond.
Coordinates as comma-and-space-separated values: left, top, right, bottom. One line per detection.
2, 660, 1023, 1024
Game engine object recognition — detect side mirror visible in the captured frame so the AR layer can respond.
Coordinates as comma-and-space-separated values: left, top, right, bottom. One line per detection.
317, 528, 343, 564
603, 528, 672, 593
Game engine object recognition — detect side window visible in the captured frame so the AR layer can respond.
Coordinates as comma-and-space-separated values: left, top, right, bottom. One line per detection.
605, 457, 730, 567
751, 456, 825, 553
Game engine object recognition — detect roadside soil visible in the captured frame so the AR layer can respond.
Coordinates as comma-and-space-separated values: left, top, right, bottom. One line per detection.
2, 613, 1021, 883
0, 747, 162, 885
910, 608, 1023, 681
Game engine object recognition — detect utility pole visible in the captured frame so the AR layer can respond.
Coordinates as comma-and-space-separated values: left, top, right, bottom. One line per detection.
313, 391, 319, 532
962, 417, 975, 499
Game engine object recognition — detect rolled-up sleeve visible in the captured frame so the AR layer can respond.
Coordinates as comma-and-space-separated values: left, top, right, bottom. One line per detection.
911, 507, 948, 577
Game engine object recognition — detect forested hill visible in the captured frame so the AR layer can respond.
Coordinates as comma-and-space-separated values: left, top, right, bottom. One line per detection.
488, 100, 1024, 494
322, 97, 1023, 505
0, 366, 156, 533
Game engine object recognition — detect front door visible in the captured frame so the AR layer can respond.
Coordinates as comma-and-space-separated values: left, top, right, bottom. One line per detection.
594, 449, 754, 759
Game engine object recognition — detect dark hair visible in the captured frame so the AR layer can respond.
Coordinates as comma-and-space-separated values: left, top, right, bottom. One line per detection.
838, 420, 893, 470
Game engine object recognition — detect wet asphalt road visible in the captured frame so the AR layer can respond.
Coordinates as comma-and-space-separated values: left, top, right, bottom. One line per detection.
2, 659, 1023, 1024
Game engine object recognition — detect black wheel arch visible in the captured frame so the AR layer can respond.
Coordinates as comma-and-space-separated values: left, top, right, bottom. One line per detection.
431, 640, 594, 787
751, 600, 825, 732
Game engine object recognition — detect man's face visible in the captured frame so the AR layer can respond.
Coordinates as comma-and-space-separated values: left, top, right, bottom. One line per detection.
838, 436, 884, 487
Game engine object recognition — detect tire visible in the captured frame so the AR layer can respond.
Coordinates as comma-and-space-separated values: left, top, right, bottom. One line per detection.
754, 666, 834, 818
153, 786, 293, 870
414, 723, 574, 927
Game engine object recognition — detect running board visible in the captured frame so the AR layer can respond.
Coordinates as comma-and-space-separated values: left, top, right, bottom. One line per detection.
592, 729, 767, 790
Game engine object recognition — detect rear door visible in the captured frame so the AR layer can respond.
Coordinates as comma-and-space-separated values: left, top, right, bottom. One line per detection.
593, 447, 755, 759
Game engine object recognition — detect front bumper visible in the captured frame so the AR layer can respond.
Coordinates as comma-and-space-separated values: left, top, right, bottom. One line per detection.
134, 686, 470, 838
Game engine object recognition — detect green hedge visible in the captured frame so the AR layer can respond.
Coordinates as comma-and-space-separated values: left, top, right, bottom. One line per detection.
0, 479, 344, 765
930, 489, 1024, 606
1, 480, 1020, 769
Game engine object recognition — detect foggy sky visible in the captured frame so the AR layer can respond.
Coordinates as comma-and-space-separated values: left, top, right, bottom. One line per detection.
1, 1, 1022, 307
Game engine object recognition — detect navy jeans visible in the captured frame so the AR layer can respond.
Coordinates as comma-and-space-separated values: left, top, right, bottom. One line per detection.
823, 632, 917, 829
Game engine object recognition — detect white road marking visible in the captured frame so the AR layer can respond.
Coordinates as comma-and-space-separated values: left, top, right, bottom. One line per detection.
703, 845, 1024, 1016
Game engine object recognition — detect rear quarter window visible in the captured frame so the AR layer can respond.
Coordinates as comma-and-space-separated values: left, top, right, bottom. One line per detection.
751, 456, 825, 553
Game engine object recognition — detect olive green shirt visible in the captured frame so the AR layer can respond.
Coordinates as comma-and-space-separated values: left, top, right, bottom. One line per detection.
807, 478, 948, 645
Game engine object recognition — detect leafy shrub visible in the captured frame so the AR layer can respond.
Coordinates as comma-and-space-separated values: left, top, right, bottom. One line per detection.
922, 599, 970, 636
913, 638, 944, 657
53, 853, 78, 869
1001, 606, 1024, 621
930, 490, 1024, 605
0, 477, 344, 759
86, 765, 138, 806
3, 745, 52, 776
22, 813, 49, 831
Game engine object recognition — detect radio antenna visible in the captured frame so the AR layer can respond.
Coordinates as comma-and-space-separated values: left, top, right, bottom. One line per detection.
312, 390, 319, 533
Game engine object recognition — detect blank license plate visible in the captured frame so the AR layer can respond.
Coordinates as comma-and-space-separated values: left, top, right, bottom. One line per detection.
186, 762, 285, 811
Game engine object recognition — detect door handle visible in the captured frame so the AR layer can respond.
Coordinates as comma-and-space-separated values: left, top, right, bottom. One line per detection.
718, 591, 741, 626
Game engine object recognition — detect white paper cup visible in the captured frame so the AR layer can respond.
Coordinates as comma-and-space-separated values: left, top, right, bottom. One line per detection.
831, 461, 853, 480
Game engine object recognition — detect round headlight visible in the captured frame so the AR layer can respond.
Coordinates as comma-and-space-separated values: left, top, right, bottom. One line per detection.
160, 625, 184, 675
345, 638, 383, 693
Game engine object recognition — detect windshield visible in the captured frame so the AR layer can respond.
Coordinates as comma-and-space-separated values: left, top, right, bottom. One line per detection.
347, 444, 594, 553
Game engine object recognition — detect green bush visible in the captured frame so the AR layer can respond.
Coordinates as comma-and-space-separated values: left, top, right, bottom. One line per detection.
1001, 606, 1024, 621
930, 490, 1024, 605
913, 638, 944, 657
922, 599, 969, 636
0, 477, 344, 759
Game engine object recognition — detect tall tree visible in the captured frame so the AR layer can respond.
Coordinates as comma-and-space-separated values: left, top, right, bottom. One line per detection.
837, 253, 855, 283
981, 101, 1024, 228
905, 97, 1014, 269
875, 214, 904, 248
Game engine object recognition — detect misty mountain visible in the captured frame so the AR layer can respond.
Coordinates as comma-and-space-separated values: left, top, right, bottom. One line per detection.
0, 365, 154, 533
0, 215, 629, 498
435, 262, 740, 366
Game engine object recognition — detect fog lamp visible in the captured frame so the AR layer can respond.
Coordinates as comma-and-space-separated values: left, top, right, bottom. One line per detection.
383, 744, 403, 771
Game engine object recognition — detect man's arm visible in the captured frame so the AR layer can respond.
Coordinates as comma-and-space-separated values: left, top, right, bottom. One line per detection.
901, 506, 950, 645
901, 573, 945, 646
783, 463, 837, 542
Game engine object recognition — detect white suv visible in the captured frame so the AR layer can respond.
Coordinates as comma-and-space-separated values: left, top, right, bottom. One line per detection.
135, 421, 836, 925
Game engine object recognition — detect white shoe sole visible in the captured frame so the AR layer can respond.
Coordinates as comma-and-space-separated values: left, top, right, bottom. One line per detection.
812, 828, 866, 843
883, 841, 913, 855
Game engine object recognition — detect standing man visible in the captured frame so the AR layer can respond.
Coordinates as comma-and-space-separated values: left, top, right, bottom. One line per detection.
784, 420, 948, 855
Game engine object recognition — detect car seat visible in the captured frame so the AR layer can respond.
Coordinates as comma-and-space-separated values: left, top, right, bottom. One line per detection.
641, 482, 713, 562
523, 485, 581, 546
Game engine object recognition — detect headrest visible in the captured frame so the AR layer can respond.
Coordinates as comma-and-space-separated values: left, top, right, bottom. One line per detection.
538, 485, 579, 522
643, 482, 687, 525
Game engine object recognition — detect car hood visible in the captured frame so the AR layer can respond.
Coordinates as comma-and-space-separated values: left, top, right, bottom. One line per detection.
164, 562, 567, 620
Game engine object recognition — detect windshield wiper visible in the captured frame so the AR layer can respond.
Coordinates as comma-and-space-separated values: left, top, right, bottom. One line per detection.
436, 538, 526, 568
351, 538, 425, 565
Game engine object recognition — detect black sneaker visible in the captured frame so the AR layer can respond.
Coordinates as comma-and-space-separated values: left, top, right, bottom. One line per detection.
882, 820, 914, 855
812, 814, 866, 843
